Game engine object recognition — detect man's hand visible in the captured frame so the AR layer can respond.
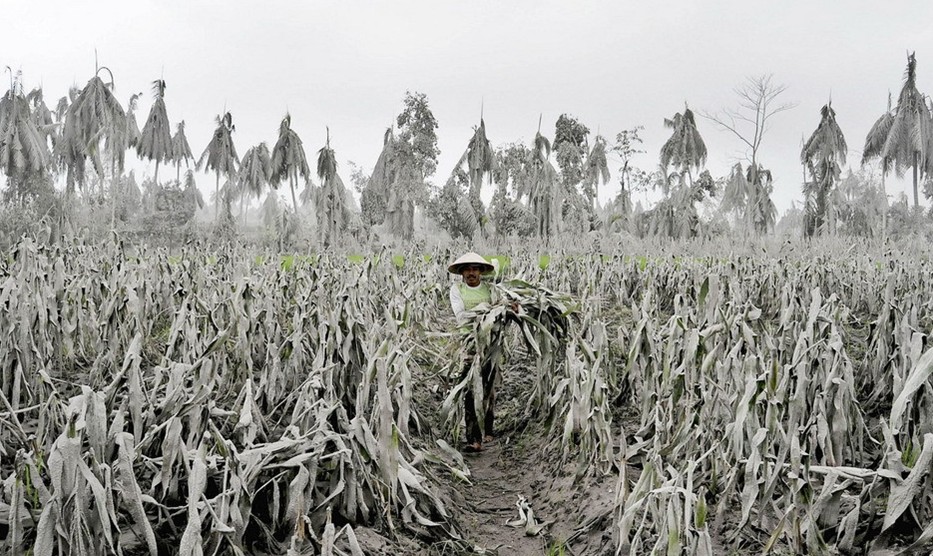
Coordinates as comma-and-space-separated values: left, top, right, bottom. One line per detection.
509, 301, 520, 314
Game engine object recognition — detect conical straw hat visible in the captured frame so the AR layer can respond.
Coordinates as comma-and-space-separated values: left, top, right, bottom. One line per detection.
448, 252, 495, 275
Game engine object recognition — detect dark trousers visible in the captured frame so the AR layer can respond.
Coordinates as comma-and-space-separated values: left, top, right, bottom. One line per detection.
461, 358, 497, 444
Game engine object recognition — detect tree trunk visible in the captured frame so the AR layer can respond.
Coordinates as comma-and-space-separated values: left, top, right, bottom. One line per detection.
215, 171, 220, 221
290, 170, 299, 216
177, 163, 181, 185
881, 171, 888, 245
154, 160, 160, 187
110, 156, 118, 231
912, 153, 919, 208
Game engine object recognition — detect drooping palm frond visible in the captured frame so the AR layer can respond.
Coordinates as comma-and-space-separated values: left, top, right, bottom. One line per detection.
125, 93, 142, 148
172, 120, 193, 172
271, 113, 311, 215
0, 80, 51, 179
721, 162, 749, 213
239, 142, 272, 201
26, 87, 54, 140
583, 135, 610, 206
54, 95, 69, 124
862, 93, 893, 172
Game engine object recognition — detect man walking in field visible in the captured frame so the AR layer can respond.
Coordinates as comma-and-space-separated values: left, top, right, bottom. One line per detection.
448, 252, 499, 453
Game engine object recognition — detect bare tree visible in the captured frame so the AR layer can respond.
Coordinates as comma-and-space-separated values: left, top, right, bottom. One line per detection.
703, 74, 796, 168
703, 74, 797, 234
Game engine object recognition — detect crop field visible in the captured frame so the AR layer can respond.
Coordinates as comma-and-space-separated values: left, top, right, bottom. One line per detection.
1, 238, 932, 555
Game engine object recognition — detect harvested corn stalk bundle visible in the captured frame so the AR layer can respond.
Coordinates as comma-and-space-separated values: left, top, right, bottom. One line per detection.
440, 279, 578, 442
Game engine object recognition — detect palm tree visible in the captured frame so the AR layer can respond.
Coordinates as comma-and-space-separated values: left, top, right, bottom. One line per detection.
316, 128, 348, 246
660, 104, 707, 189
862, 52, 929, 207
136, 79, 173, 186
524, 126, 562, 239
801, 102, 847, 237
270, 113, 311, 215
583, 135, 610, 209
197, 111, 238, 221
452, 117, 496, 229
171, 120, 193, 184
0, 72, 51, 204
237, 142, 272, 224
58, 67, 126, 198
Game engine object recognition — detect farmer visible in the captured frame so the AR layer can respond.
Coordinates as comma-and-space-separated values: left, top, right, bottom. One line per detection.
448, 252, 515, 453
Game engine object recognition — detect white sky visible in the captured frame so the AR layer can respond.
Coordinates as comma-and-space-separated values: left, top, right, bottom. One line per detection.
4, 0, 933, 213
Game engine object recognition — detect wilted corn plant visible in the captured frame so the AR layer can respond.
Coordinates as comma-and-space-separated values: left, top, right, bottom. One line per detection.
612, 255, 933, 555
0, 239, 475, 554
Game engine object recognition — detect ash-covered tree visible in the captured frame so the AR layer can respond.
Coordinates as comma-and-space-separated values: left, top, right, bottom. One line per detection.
553, 114, 590, 188
428, 166, 479, 239
58, 65, 126, 200
316, 128, 350, 246
488, 143, 535, 238
380, 91, 439, 240
801, 102, 847, 237
236, 142, 272, 224
660, 105, 707, 187
271, 113, 311, 216
450, 116, 495, 234
704, 75, 795, 234
583, 135, 610, 209
835, 169, 887, 237
349, 161, 382, 229
863, 53, 930, 207
721, 162, 776, 233
637, 170, 716, 239
640, 105, 712, 239
0, 72, 51, 205
553, 114, 592, 231
363, 128, 395, 229
522, 130, 562, 239
136, 79, 173, 186
197, 111, 238, 222
171, 120, 194, 184
606, 126, 645, 231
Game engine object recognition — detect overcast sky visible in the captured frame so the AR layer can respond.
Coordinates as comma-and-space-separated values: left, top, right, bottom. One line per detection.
4, 0, 933, 213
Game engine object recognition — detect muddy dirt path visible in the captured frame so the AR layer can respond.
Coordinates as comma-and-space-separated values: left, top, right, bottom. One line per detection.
458, 439, 553, 555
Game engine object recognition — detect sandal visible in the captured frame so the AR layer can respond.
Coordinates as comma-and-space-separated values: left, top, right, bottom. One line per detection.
463, 442, 484, 453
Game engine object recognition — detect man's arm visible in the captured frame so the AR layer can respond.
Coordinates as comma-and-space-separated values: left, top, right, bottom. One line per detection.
449, 284, 466, 324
